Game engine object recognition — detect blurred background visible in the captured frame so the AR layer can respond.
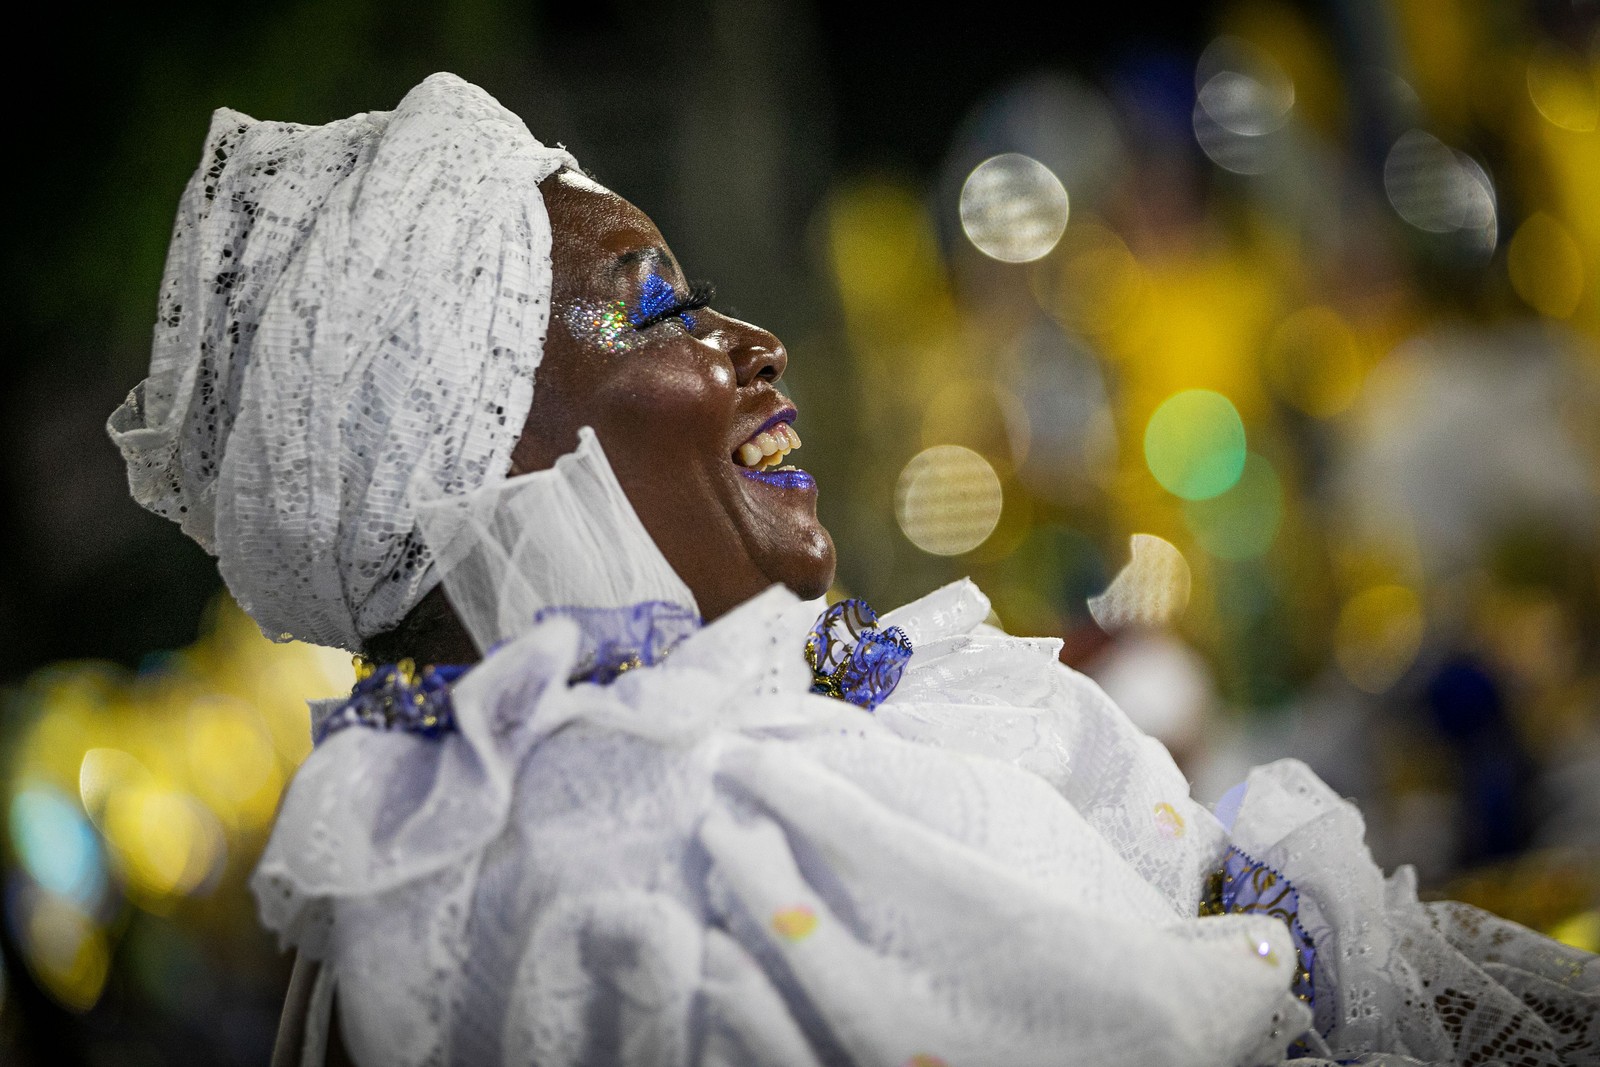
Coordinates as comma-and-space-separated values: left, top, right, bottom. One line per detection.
5, 0, 1600, 1061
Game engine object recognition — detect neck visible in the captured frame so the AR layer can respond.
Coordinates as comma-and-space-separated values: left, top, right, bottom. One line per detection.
363, 585, 480, 666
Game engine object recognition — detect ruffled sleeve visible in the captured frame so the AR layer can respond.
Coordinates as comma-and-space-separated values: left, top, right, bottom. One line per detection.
1227, 758, 1600, 1065
692, 736, 1306, 1067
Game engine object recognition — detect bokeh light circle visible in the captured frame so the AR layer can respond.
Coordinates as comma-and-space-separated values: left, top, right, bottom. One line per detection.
18, 888, 110, 1011
1192, 92, 1276, 175
1143, 390, 1248, 500
9, 787, 105, 908
1031, 221, 1146, 338
1194, 35, 1296, 122
1508, 213, 1585, 319
1335, 584, 1425, 693
1383, 130, 1497, 254
187, 700, 283, 829
895, 445, 1004, 555
102, 784, 225, 902
1197, 69, 1294, 137
1264, 306, 1365, 418
1087, 533, 1191, 631
1182, 453, 1284, 561
959, 154, 1070, 263
1526, 43, 1599, 132
1190, 36, 1294, 175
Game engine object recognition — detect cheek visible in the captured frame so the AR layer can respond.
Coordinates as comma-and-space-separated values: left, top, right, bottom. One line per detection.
597, 355, 738, 448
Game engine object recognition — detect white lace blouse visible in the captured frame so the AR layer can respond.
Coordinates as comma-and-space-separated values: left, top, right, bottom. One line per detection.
253, 435, 1599, 1067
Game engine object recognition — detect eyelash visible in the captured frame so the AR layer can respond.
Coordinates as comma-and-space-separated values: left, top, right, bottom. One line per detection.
630, 280, 717, 332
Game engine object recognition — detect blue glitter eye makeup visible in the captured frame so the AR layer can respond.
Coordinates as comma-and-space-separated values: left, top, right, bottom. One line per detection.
630, 273, 685, 328
628, 272, 716, 332
563, 272, 717, 352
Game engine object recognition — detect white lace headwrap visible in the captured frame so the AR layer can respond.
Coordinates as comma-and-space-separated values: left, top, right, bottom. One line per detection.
107, 73, 576, 650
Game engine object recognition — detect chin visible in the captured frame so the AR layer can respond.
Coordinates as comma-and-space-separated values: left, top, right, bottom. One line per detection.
773, 525, 837, 602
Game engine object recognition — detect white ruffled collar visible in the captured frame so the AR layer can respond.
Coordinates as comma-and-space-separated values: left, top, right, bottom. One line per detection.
413, 426, 700, 655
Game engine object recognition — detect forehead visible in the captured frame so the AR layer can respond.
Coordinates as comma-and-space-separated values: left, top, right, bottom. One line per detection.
541, 170, 675, 285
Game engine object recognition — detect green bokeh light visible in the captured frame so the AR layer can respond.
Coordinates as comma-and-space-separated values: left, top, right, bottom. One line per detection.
1143, 389, 1247, 500
1182, 452, 1284, 560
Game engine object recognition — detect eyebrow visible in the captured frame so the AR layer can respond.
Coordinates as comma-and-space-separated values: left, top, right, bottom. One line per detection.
613, 246, 680, 278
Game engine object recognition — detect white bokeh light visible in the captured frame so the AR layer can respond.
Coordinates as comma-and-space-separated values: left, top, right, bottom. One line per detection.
1383, 129, 1497, 256
1087, 533, 1192, 631
959, 153, 1070, 263
1191, 36, 1295, 176
1190, 36, 1299, 175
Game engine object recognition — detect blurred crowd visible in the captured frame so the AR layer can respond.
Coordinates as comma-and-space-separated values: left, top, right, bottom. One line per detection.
3, 0, 1598, 1062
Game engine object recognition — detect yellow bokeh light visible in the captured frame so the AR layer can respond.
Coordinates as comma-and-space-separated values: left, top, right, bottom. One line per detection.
894, 445, 1004, 556
1508, 212, 1585, 319
101, 783, 224, 905
20, 671, 112, 788
186, 699, 284, 830
1030, 221, 1147, 340
257, 651, 347, 765
1526, 43, 1599, 133
824, 182, 946, 317
1335, 584, 1425, 693
1549, 909, 1600, 953
79, 747, 150, 830
920, 379, 1029, 472
19, 890, 110, 1012
1264, 306, 1366, 418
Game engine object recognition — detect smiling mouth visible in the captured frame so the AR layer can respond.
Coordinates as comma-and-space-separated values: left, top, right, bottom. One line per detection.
733, 413, 816, 490
734, 417, 802, 471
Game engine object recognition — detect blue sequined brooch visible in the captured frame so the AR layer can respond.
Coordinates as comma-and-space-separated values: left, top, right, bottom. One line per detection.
314, 659, 466, 745
804, 599, 913, 712
1199, 845, 1317, 1008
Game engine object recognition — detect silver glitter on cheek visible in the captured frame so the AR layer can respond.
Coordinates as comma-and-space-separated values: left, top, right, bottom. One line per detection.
564, 299, 636, 352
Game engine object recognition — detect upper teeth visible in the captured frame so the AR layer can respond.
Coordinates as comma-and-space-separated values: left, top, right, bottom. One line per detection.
737, 422, 801, 469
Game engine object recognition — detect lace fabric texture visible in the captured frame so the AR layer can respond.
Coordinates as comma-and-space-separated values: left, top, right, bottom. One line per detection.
106, 73, 575, 650
1225, 760, 1598, 1065
255, 579, 1598, 1066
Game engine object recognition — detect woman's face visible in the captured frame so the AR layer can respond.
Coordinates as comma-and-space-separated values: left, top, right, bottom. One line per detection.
510, 170, 836, 621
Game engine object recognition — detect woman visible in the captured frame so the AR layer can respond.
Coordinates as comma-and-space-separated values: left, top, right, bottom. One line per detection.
110, 74, 1596, 1067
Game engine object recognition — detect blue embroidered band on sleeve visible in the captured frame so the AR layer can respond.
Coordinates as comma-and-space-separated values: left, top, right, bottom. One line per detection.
1200, 845, 1317, 1009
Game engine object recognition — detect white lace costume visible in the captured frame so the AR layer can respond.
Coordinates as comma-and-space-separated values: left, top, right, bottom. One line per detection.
112, 75, 1598, 1067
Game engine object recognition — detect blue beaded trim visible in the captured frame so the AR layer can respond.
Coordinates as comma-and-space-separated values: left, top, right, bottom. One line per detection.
804, 599, 913, 712
532, 600, 701, 685
318, 603, 700, 747
1200, 845, 1317, 1009
314, 660, 467, 745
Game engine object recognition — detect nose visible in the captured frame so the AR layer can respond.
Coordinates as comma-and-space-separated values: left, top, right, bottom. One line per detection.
727, 319, 787, 387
